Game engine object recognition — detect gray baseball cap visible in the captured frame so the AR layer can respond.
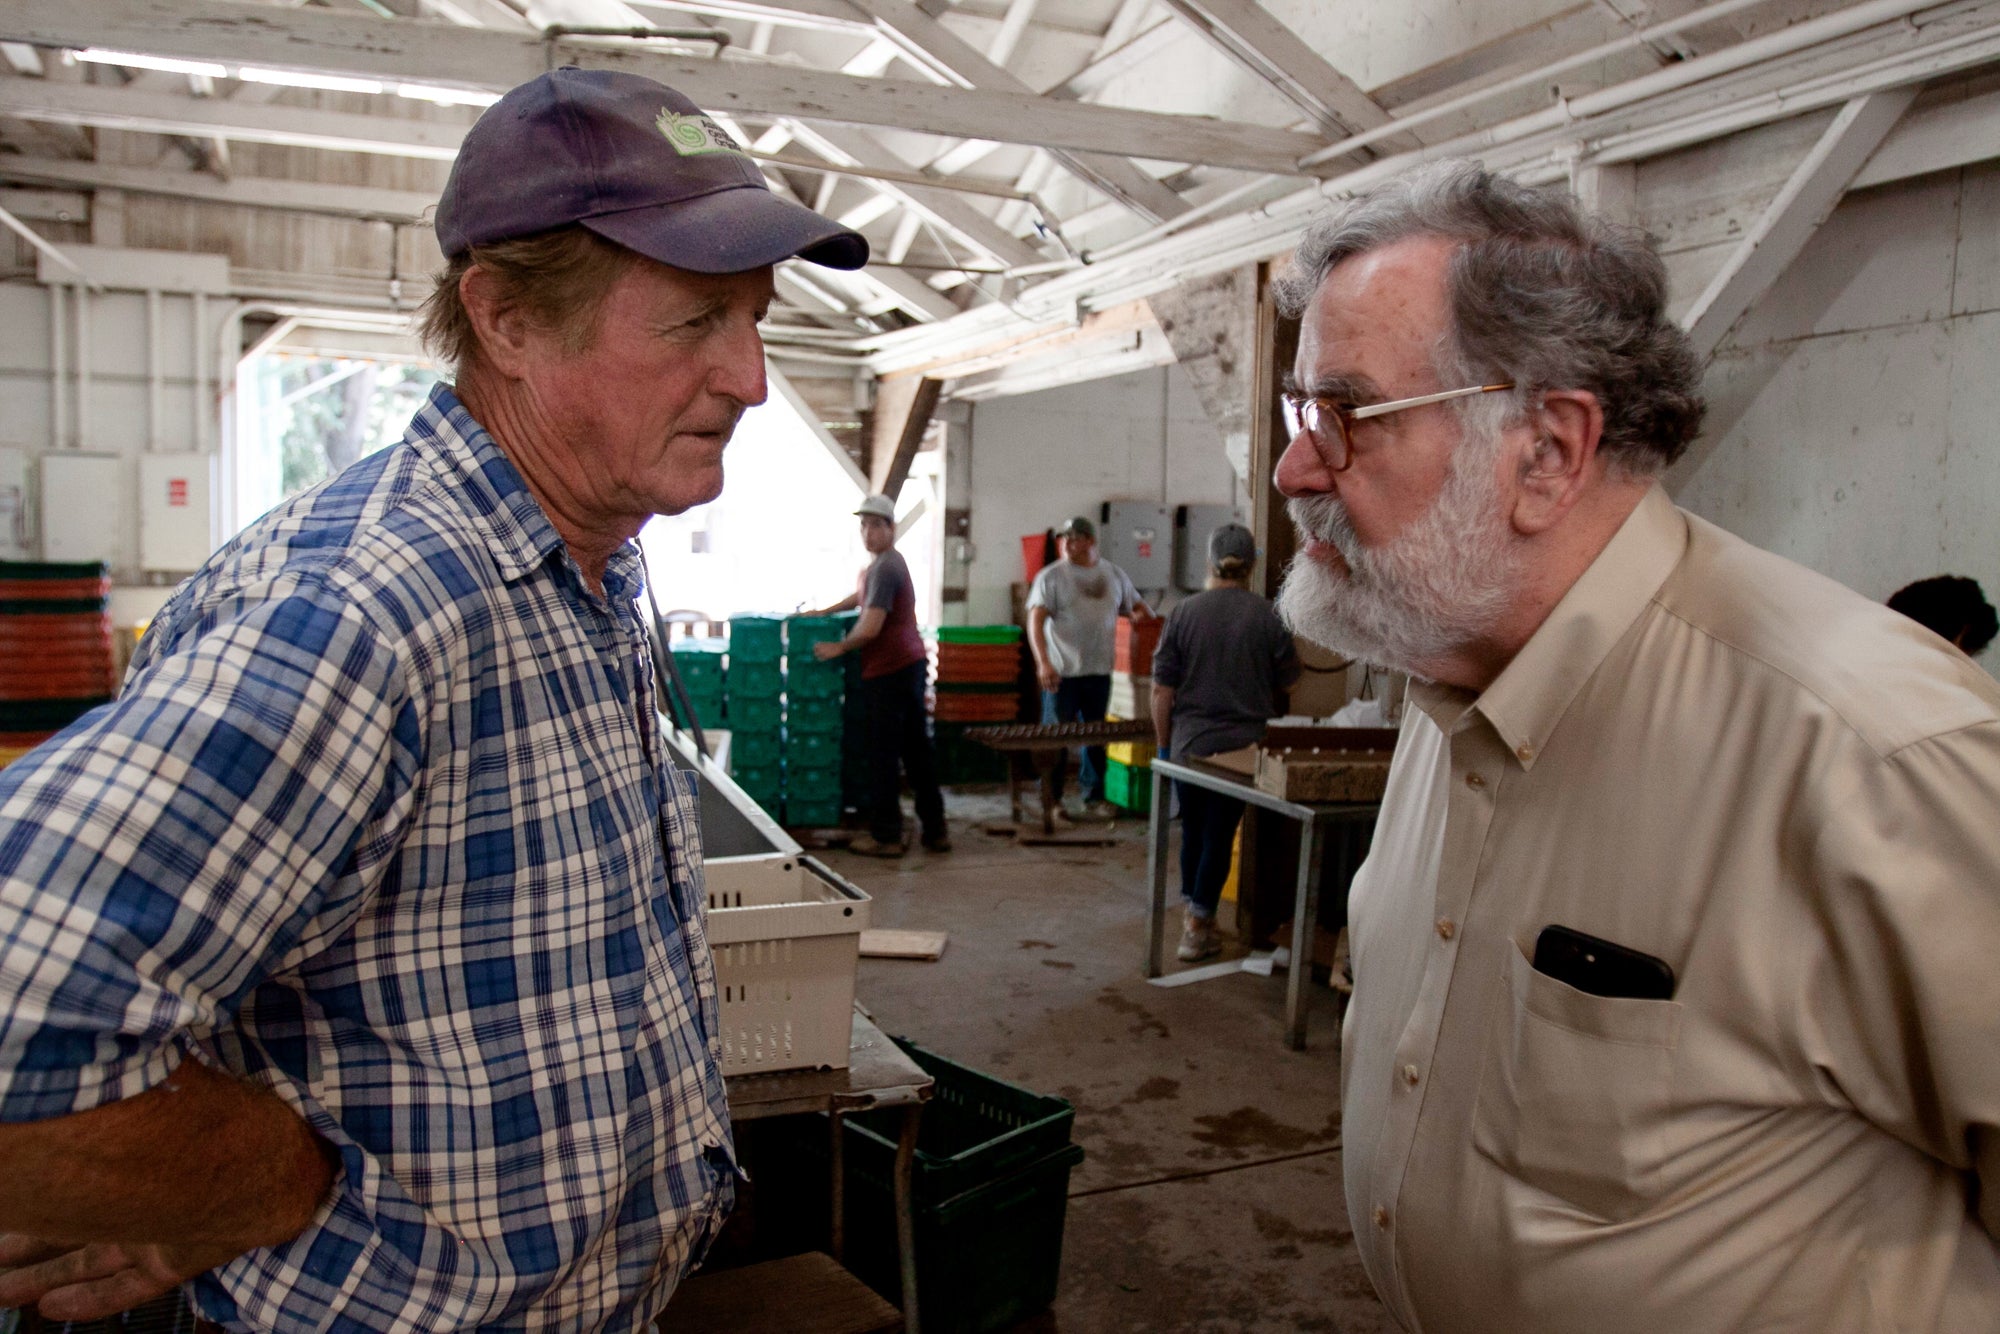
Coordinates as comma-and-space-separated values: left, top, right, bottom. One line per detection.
855, 494, 896, 520
1058, 516, 1097, 540
435, 68, 868, 273
1210, 522, 1257, 568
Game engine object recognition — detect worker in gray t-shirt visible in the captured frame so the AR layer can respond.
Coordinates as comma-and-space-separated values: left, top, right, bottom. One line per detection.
1150, 522, 1299, 962
1026, 515, 1154, 816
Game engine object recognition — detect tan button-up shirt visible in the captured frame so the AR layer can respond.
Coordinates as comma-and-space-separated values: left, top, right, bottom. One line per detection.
1342, 485, 2000, 1332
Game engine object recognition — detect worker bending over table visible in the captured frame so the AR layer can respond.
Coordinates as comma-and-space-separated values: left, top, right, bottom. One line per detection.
810, 493, 950, 857
1149, 523, 1299, 962
1027, 516, 1155, 819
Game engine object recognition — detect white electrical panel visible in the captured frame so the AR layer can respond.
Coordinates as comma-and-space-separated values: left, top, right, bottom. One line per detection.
39, 453, 120, 565
139, 453, 217, 573
1097, 500, 1173, 590
0, 447, 28, 560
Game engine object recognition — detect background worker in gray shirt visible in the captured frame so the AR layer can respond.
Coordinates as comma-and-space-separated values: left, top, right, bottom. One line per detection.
1027, 515, 1154, 817
1150, 523, 1300, 961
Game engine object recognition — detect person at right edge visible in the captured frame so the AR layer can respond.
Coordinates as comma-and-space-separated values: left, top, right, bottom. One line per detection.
1149, 523, 1298, 963
1271, 158, 2000, 1330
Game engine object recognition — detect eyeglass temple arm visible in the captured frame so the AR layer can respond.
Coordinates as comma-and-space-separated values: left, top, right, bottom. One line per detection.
1348, 382, 1514, 421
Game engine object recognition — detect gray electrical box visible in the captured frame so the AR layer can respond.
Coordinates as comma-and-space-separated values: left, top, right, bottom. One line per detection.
1174, 503, 1242, 591
1097, 500, 1173, 590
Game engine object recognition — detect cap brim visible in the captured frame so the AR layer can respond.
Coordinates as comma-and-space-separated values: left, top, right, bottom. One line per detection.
583, 185, 868, 274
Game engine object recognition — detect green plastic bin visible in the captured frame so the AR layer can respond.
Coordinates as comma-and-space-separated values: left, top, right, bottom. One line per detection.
669, 645, 725, 686
786, 764, 843, 802
729, 728, 783, 770
840, 1039, 1082, 1333
787, 730, 842, 771
727, 695, 783, 732
786, 661, 845, 700
785, 614, 849, 652
787, 693, 845, 734
728, 615, 784, 662
1105, 758, 1151, 814
934, 625, 1022, 645
785, 796, 844, 828
727, 660, 783, 702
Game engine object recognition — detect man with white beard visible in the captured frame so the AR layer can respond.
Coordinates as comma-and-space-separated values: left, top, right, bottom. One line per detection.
1274, 159, 2000, 1331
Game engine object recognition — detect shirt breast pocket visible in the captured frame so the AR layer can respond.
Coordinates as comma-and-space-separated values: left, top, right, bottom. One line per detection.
1472, 941, 1683, 1222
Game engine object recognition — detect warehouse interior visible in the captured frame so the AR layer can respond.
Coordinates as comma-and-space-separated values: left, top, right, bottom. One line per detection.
1, 0, 1998, 1329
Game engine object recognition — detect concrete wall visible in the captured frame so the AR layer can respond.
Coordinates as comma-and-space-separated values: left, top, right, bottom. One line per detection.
958, 360, 1242, 625
1667, 160, 2000, 632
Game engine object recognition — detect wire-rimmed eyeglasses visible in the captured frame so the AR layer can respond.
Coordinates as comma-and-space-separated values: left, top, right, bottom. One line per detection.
1283, 382, 1514, 471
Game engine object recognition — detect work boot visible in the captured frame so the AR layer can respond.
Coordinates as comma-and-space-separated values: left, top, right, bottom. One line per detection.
920, 828, 953, 853
1082, 799, 1118, 822
1177, 914, 1222, 963
848, 834, 907, 858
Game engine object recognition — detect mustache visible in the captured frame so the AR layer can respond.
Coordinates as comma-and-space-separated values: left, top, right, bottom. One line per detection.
1287, 494, 1356, 554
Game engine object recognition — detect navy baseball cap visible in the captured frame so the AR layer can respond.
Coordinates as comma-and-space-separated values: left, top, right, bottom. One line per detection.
435, 68, 868, 273
1210, 522, 1256, 567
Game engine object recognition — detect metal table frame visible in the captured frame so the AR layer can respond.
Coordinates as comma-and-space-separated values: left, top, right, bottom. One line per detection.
725, 1008, 933, 1332
1144, 757, 1377, 1051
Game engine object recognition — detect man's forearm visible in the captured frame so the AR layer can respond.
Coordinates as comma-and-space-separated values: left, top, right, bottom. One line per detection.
1151, 686, 1174, 751
0, 1056, 336, 1249
1027, 609, 1052, 672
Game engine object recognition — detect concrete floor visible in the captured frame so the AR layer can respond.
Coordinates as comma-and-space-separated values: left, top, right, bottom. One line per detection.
816, 787, 1396, 1334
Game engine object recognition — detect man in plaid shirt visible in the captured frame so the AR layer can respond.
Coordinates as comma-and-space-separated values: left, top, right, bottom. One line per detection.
0, 70, 866, 1330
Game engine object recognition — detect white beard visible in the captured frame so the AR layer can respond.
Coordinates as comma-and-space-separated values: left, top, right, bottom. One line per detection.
1276, 429, 1521, 679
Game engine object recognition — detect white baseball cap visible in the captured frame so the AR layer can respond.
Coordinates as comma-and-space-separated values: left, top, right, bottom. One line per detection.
855, 494, 896, 520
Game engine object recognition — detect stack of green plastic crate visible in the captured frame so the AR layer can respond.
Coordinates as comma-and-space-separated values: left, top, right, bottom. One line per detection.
667, 639, 726, 729
783, 613, 849, 827
725, 616, 785, 813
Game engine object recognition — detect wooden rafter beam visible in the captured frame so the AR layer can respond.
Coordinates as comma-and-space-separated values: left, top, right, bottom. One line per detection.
850, 0, 1190, 223
0, 0, 1324, 175
1154, 0, 1410, 149
1682, 88, 1918, 358
874, 374, 942, 498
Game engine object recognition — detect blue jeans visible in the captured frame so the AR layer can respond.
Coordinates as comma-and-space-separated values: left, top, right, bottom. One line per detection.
1177, 779, 1246, 920
1042, 674, 1112, 804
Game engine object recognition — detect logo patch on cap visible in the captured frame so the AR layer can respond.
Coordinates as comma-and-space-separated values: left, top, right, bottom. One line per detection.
656, 109, 747, 157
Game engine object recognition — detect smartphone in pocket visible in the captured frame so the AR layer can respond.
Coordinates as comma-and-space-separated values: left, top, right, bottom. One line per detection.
1532, 925, 1675, 1000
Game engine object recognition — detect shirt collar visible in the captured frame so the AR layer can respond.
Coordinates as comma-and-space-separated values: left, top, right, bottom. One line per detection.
1411, 484, 1688, 770
410, 383, 645, 604
410, 383, 567, 584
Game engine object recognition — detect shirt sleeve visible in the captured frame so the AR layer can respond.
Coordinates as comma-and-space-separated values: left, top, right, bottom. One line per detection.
0, 578, 423, 1122
862, 552, 903, 613
1798, 720, 2000, 1237
1115, 565, 1140, 615
1026, 566, 1058, 614
1150, 607, 1186, 690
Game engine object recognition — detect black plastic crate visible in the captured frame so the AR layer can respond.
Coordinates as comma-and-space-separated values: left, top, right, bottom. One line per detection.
847, 1038, 1075, 1207
842, 1141, 1085, 1334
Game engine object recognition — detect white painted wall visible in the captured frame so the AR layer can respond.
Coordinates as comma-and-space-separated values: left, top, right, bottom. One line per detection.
0, 273, 221, 625
959, 360, 1241, 624
1669, 160, 2000, 643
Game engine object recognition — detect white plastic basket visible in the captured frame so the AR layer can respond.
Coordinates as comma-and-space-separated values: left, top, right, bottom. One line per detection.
704, 853, 869, 1074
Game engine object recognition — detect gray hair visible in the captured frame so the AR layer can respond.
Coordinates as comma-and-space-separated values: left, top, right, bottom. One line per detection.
1274, 159, 1705, 474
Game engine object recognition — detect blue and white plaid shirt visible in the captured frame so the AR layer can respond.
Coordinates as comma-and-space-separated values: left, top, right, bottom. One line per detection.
0, 385, 734, 1331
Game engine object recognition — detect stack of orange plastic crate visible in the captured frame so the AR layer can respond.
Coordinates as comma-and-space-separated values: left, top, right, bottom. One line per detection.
0, 561, 118, 770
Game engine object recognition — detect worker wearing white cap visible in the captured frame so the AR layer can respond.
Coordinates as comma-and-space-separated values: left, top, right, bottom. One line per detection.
809, 494, 949, 856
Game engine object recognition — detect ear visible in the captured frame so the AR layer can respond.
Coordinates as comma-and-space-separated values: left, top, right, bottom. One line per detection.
1510, 389, 1604, 537
458, 264, 540, 380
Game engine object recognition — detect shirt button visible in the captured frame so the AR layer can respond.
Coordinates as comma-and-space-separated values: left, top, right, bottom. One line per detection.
1373, 1206, 1392, 1230
1401, 1063, 1420, 1087
1464, 771, 1486, 790
1516, 743, 1535, 762
1435, 917, 1456, 940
